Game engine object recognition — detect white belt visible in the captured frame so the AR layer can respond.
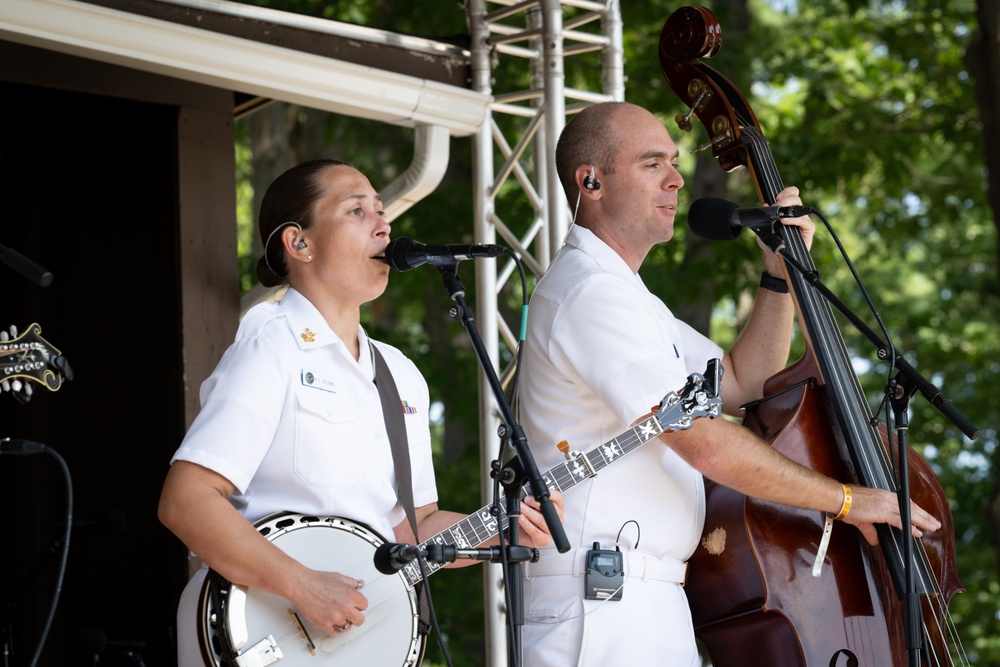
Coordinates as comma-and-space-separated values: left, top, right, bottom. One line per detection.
524, 547, 687, 586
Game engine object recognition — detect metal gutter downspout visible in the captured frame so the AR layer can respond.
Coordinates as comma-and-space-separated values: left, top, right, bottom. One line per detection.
381, 124, 452, 222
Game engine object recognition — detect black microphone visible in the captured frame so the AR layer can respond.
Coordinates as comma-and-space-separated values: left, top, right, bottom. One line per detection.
79, 629, 146, 654
382, 236, 505, 272
0, 438, 47, 455
0, 243, 54, 287
373, 542, 423, 574
426, 544, 540, 564
688, 197, 814, 241
56, 507, 128, 536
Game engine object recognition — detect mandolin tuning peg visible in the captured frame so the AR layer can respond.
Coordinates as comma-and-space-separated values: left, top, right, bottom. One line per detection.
53, 355, 74, 381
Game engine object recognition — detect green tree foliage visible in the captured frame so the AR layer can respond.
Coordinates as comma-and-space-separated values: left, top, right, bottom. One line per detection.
234, 0, 998, 663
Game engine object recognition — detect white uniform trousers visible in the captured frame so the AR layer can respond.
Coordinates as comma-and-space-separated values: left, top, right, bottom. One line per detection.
522, 549, 698, 667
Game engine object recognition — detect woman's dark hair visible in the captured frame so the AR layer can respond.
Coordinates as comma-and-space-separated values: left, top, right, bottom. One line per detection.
256, 159, 348, 287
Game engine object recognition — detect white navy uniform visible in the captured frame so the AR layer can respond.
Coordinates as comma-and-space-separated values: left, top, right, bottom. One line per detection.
169, 288, 437, 666
519, 225, 722, 666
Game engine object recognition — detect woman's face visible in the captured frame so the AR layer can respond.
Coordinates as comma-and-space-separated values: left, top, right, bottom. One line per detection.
303, 165, 391, 306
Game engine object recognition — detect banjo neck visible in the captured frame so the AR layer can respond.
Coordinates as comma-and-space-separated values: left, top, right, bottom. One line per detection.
398, 359, 722, 587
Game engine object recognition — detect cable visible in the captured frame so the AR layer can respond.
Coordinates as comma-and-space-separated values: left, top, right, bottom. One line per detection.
505, 247, 529, 410
414, 555, 455, 667
616, 520, 641, 549
804, 211, 899, 466
1, 439, 73, 667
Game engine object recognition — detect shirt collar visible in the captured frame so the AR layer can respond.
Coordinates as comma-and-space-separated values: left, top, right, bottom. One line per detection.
279, 288, 366, 352
563, 224, 641, 281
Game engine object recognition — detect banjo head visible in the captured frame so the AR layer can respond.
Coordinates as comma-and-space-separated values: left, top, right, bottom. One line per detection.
198, 513, 425, 667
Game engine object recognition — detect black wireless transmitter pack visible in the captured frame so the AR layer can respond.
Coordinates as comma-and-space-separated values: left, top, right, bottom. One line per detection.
584, 542, 624, 601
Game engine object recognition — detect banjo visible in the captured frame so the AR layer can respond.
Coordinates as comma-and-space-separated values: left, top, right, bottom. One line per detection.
197, 359, 722, 667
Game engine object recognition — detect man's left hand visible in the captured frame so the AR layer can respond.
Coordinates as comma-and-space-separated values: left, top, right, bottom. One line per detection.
759, 186, 815, 275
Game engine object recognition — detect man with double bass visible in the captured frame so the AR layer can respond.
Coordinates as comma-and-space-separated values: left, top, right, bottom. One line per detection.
517, 101, 941, 666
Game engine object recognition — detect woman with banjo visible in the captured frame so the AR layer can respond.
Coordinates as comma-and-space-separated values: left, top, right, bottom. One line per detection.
158, 159, 563, 667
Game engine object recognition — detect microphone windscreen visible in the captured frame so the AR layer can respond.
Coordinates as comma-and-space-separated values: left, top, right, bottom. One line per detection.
79, 629, 108, 653
688, 197, 742, 241
373, 541, 398, 575
94, 507, 128, 536
384, 237, 419, 272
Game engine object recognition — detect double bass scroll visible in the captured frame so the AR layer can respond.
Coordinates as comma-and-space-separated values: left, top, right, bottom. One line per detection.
658, 6, 966, 667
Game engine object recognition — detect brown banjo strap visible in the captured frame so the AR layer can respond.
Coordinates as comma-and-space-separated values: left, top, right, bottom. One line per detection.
371, 343, 431, 629
371, 343, 419, 540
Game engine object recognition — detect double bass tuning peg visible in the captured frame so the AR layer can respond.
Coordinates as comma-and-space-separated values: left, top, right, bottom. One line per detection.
674, 87, 710, 134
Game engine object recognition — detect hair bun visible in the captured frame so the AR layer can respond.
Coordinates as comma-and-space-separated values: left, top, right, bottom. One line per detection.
256, 255, 283, 288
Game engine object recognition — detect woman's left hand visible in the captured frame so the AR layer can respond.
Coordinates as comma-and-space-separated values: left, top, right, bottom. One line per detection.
518, 490, 565, 548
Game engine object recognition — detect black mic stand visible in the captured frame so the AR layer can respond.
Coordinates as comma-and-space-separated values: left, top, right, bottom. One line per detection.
2, 247, 57, 666
756, 230, 978, 667
433, 262, 569, 667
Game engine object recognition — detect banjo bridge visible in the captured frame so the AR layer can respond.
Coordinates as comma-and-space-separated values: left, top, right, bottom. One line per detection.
288, 608, 317, 655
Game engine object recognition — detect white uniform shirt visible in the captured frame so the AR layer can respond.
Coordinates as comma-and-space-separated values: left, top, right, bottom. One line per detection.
519, 224, 723, 666
170, 288, 437, 666
171, 287, 438, 540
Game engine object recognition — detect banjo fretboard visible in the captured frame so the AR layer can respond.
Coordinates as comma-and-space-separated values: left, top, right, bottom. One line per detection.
399, 359, 721, 586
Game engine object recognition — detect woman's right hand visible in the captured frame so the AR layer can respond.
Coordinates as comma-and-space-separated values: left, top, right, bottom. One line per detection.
290, 569, 369, 636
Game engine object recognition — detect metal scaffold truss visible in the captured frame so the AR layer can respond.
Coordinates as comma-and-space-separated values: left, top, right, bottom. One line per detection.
465, 1, 623, 664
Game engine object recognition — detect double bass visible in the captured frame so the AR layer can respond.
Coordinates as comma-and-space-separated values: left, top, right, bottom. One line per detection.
657, 7, 970, 667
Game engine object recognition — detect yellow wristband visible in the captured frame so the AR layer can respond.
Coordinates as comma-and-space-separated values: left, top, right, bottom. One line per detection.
833, 484, 852, 521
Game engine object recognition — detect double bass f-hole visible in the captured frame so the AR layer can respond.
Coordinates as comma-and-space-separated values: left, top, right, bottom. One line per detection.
658, 6, 966, 667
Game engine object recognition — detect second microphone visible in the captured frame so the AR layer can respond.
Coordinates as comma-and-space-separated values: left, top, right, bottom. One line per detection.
688, 197, 814, 241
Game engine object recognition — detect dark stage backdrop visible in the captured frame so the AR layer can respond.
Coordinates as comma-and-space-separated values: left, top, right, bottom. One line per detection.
1, 82, 190, 666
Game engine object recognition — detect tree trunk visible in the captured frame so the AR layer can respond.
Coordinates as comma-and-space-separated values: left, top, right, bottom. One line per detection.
965, 0, 1000, 577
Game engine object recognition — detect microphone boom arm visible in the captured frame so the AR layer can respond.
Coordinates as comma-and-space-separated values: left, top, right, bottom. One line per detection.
433, 262, 569, 549
776, 243, 978, 439
432, 259, 567, 667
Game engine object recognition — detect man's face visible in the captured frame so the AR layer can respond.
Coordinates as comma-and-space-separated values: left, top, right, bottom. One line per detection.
601, 106, 685, 248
